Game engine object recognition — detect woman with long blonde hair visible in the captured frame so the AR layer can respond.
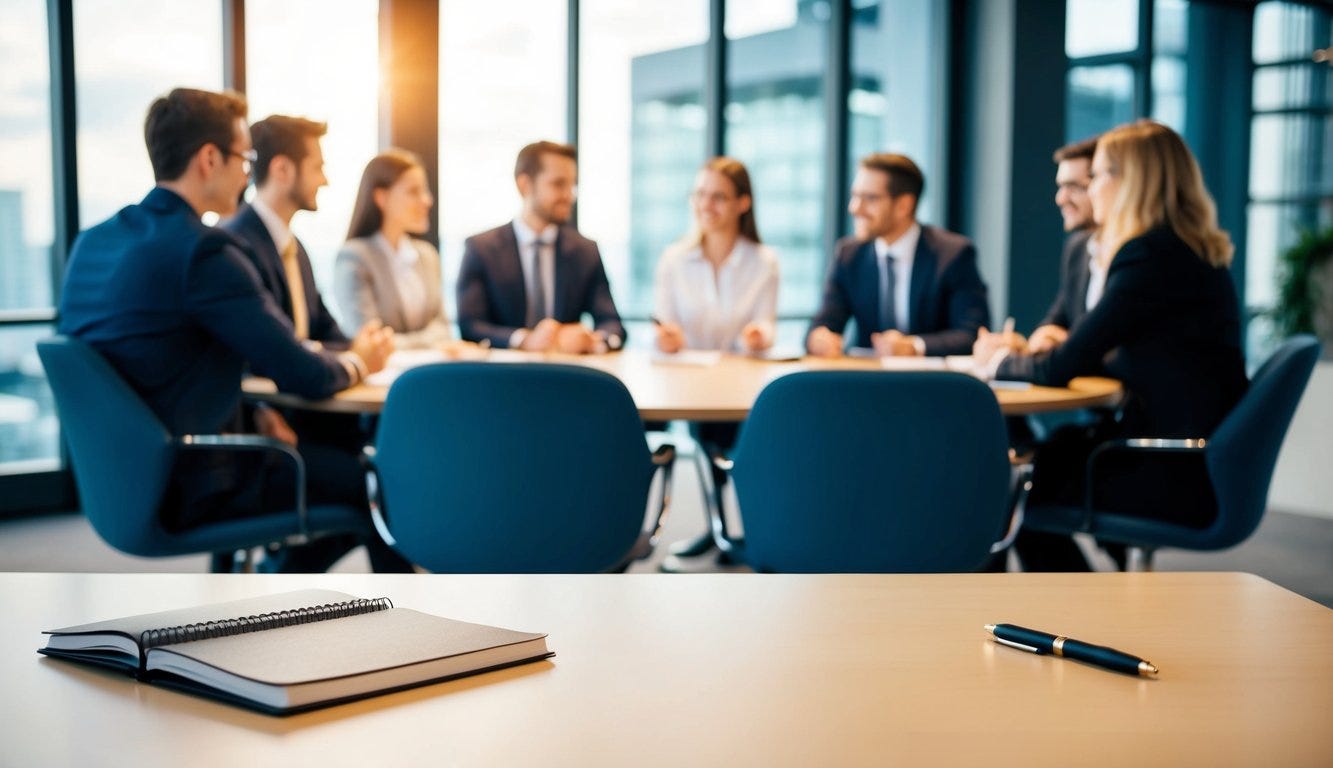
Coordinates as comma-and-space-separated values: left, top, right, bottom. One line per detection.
978, 120, 1248, 571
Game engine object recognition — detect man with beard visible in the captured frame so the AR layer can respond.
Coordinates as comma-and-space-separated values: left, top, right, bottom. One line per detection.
223, 115, 348, 349
457, 141, 626, 353
58, 88, 400, 572
807, 152, 989, 357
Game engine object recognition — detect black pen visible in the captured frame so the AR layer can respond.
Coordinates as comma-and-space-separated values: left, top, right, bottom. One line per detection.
649, 316, 663, 327
984, 623, 1159, 676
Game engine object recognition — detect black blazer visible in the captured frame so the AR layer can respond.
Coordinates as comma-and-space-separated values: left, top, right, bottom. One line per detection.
999, 225, 1247, 438
456, 222, 626, 348
1039, 228, 1095, 331
222, 204, 348, 346
807, 225, 991, 355
58, 188, 354, 524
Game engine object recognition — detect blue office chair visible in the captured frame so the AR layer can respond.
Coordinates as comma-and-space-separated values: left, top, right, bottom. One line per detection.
1022, 335, 1322, 570
714, 370, 1020, 573
37, 336, 369, 569
365, 362, 675, 573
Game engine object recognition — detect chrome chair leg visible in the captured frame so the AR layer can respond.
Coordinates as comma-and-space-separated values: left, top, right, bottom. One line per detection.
1126, 547, 1155, 572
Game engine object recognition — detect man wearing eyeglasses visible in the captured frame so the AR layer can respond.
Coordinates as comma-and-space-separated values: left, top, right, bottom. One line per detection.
1025, 135, 1102, 354
57, 88, 400, 573
457, 140, 625, 353
807, 152, 990, 357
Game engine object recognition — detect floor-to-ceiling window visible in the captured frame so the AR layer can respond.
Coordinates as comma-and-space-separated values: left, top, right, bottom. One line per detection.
243, 0, 379, 317
0, 0, 59, 486
1247, 1, 1332, 352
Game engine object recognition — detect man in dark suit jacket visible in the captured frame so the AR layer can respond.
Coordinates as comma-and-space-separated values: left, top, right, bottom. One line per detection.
57, 88, 397, 571
222, 115, 347, 347
1026, 135, 1101, 354
808, 153, 989, 357
457, 141, 625, 353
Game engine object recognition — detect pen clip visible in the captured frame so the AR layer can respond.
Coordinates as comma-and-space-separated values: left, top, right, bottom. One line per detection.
993, 637, 1042, 654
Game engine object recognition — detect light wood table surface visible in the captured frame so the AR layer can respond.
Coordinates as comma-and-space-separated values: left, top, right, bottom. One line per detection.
244, 349, 1122, 420
5, 572, 1329, 767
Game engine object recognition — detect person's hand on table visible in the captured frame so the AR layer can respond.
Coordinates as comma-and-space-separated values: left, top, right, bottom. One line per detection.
740, 322, 770, 352
554, 323, 596, 354
351, 320, 394, 374
521, 318, 561, 351
806, 326, 844, 358
871, 329, 922, 357
655, 322, 686, 353
973, 326, 1028, 362
1026, 324, 1068, 354
438, 339, 490, 361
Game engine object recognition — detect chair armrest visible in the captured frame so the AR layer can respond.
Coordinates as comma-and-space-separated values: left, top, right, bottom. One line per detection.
360, 445, 396, 548
1080, 437, 1209, 529
176, 434, 310, 542
991, 462, 1032, 555
620, 443, 676, 569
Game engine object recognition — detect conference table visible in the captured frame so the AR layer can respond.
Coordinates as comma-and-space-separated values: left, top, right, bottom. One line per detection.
6, 572, 1330, 766
244, 348, 1123, 420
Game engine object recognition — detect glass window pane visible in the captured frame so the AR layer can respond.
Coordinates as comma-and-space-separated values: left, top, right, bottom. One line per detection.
579, 0, 708, 320
1253, 64, 1333, 112
1249, 114, 1333, 200
1067, 65, 1136, 142
848, 0, 948, 226
1253, 1, 1328, 65
0, 0, 55, 312
74, 0, 223, 228
1153, 0, 1188, 56
1066, 0, 1139, 58
438, 1, 567, 308
244, 0, 379, 303
725, 0, 828, 317
1150, 56, 1185, 133
0, 324, 60, 474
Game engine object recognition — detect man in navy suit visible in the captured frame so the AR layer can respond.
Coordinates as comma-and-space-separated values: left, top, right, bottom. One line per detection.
457, 141, 625, 353
57, 88, 398, 572
1026, 135, 1100, 354
222, 115, 348, 347
807, 153, 990, 357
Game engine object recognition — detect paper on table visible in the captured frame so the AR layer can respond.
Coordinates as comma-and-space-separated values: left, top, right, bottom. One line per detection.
651, 350, 722, 367
879, 357, 947, 371
364, 349, 448, 387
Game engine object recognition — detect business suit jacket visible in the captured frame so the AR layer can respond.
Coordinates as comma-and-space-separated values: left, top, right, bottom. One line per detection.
222, 204, 348, 346
456, 222, 626, 348
808, 225, 991, 355
334, 235, 453, 348
58, 187, 355, 526
1038, 228, 1095, 331
999, 225, 1246, 438
1001, 225, 1248, 530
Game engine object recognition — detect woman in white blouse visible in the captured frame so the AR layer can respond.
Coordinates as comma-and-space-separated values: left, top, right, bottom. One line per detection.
655, 157, 779, 566
334, 149, 454, 349
654, 157, 779, 354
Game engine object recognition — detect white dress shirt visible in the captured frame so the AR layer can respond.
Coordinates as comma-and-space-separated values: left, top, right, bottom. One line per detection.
1085, 237, 1107, 312
373, 233, 430, 331
653, 237, 779, 351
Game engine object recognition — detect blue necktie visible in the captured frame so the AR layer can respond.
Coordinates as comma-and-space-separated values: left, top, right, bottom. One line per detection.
880, 253, 897, 332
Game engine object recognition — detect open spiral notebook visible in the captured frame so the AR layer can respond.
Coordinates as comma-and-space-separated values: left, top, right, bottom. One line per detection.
39, 589, 552, 715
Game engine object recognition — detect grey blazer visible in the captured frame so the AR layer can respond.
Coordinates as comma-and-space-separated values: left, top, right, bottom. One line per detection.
334, 235, 453, 348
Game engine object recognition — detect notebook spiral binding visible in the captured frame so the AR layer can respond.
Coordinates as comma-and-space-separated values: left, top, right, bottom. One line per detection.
139, 597, 394, 651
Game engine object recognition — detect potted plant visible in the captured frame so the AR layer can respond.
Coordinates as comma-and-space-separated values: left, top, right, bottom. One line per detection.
1271, 226, 1333, 352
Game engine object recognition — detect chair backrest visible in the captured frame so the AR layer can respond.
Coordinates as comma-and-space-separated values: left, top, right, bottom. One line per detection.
36, 336, 177, 555
373, 362, 657, 572
1201, 334, 1321, 549
730, 370, 1012, 572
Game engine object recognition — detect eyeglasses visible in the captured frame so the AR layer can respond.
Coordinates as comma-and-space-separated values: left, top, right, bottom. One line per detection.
1056, 181, 1089, 194
220, 146, 258, 171
690, 190, 737, 205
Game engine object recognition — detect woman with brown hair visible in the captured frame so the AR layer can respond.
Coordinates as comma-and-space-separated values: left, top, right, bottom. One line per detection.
334, 149, 454, 348
653, 156, 779, 354
977, 119, 1248, 571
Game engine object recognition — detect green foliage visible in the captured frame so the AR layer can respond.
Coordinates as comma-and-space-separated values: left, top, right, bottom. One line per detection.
1271, 227, 1333, 339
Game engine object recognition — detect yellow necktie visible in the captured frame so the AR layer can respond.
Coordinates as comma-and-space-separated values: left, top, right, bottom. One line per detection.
280, 238, 309, 340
